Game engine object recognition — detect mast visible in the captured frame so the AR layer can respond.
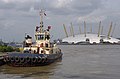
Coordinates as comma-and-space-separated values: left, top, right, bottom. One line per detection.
84, 21, 86, 37
35, 9, 46, 41
90, 25, 92, 33
39, 9, 45, 33
101, 26, 103, 35
98, 21, 101, 37
71, 22, 75, 37
107, 22, 112, 38
79, 24, 82, 34
63, 24, 68, 37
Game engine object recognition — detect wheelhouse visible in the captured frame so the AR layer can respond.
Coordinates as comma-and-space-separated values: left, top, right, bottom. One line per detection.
35, 33, 50, 41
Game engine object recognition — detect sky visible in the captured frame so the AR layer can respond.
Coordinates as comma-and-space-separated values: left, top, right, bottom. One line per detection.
0, 0, 120, 42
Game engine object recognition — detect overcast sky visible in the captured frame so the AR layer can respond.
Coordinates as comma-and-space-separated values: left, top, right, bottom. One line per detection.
0, 0, 120, 42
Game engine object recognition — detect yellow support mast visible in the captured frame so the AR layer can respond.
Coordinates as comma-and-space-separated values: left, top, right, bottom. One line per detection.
90, 25, 92, 33
107, 22, 112, 39
111, 23, 116, 37
71, 22, 75, 37
69, 26, 72, 36
79, 24, 82, 34
84, 21, 86, 37
101, 26, 103, 35
63, 24, 68, 37
98, 21, 101, 37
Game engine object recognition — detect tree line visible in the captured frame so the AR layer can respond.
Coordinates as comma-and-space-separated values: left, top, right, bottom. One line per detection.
0, 45, 20, 52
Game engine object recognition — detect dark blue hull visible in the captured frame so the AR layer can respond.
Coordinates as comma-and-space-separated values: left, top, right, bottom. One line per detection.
4, 53, 62, 67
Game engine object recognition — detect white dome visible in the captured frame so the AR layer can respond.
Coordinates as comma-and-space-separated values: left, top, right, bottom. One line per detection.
62, 33, 120, 44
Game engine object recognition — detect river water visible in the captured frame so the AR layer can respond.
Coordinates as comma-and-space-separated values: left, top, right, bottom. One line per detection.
0, 45, 120, 79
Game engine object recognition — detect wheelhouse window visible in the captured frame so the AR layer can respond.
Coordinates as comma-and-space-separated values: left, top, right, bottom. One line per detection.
36, 34, 44, 40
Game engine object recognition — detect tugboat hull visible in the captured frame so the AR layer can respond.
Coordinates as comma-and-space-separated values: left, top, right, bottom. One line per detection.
4, 53, 62, 67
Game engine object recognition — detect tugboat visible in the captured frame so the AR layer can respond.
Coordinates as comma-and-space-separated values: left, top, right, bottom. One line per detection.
4, 10, 63, 67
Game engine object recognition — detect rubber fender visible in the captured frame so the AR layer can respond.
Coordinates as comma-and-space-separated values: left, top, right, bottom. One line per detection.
20, 57, 25, 63
11, 57, 15, 62
37, 56, 41, 62
15, 57, 19, 62
32, 57, 37, 62
26, 57, 30, 62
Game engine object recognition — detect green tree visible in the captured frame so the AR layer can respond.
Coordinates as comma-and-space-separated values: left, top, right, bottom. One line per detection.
0, 45, 14, 52
0, 46, 4, 52
6, 46, 14, 52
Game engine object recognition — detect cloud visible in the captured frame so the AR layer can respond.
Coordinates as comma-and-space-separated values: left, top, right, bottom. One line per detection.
46, 0, 102, 16
77, 8, 107, 23
0, 0, 120, 42
77, 0, 120, 23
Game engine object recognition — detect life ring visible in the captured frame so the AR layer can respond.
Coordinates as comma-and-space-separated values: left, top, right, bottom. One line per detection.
32, 57, 36, 62
26, 57, 30, 62
37, 56, 41, 62
15, 57, 19, 62
45, 58, 48, 62
20, 57, 25, 63
42, 57, 46, 63
11, 57, 15, 62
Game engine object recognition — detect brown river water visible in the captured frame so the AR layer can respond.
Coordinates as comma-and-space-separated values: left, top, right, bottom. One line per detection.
0, 45, 120, 79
